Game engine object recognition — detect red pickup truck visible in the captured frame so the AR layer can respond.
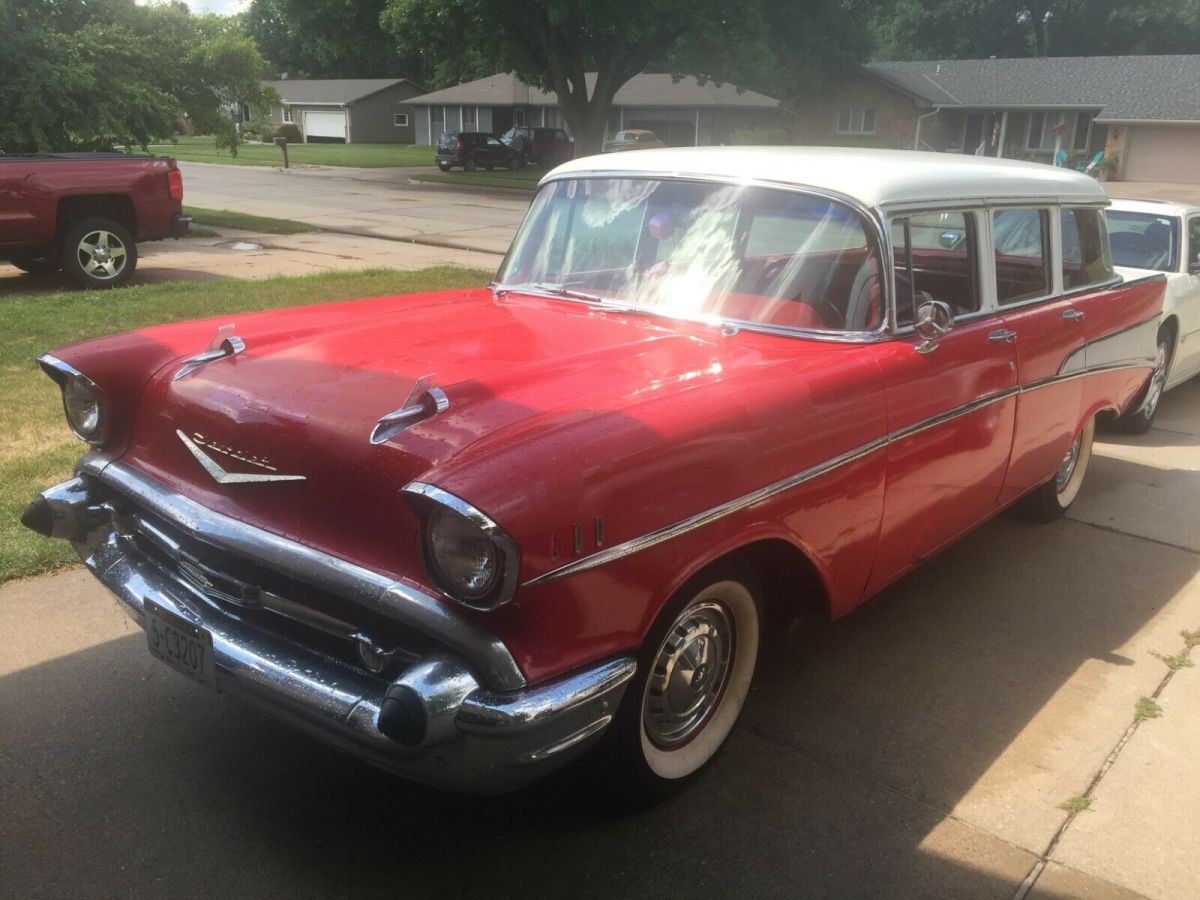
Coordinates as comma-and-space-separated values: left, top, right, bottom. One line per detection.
0, 152, 190, 288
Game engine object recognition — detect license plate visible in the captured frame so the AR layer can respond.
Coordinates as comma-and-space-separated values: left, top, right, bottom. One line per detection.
144, 598, 217, 690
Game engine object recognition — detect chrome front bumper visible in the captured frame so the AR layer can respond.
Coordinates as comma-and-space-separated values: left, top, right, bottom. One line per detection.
27, 457, 635, 794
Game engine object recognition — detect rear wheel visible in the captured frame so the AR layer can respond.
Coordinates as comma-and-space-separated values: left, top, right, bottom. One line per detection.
1114, 325, 1172, 434
61, 218, 136, 289
1025, 416, 1096, 522
8, 253, 59, 275
597, 566, 761, 804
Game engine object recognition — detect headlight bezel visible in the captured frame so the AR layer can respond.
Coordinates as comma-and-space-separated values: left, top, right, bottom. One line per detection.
38, 354, 110, 445
402, 482, 521, 611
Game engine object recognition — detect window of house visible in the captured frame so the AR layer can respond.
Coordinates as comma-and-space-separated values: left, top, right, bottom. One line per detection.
835, 107, 876, 135
890, 211, 980, 327
1027, 111, 1091, 151
282, 105, 293, 124
514, 108, 526, 126
993, 208, 1051, 304
393, 112, 409, 127
462, 106, 477, 129
1072, 112, 1093, 150
544, 108, 561, 128
1060, 207, 1113, 290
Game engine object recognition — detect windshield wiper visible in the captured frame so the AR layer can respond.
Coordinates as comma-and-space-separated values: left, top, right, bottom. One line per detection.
529, 282, 607, 304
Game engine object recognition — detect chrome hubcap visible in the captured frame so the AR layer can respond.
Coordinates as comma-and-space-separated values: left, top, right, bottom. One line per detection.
643, 602, 733, 747
77, 230, 127, 280
1141, 340, 1168, 420
1055, 432, 1082, 493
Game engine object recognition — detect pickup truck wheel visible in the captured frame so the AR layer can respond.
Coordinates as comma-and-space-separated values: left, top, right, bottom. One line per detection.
598, 568, 761, 804
1113, 326, 1172, 434
1026, 416, 1096, 522
8, 253, 60, 275
61, 218, 136, 288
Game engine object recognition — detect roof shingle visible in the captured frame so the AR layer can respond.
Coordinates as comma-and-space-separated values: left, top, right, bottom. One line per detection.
266, 79, 417, 105
865, 56, 1200, 122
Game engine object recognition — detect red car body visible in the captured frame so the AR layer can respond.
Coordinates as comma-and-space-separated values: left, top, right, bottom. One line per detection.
24, 148, 1166, 794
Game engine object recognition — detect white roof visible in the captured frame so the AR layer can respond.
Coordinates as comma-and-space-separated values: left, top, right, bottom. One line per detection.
546, 147, 1109, 209
1107, 197, 1199, 218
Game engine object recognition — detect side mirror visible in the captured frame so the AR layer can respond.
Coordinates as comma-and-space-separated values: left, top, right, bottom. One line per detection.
938, 230, 963, 250
914, 296, 953, 352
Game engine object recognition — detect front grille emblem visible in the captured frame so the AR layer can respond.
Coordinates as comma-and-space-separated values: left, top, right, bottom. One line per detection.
177, 430, 306, 484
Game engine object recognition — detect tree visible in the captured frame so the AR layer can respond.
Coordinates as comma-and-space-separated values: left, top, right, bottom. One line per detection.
0, 0, 275, 154
380, 0, 877, 155
872, 0, 1200, 60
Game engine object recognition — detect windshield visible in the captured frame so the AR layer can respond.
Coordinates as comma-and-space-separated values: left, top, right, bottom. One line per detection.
1106, 210, 1179, 272
496, 178, 884, 333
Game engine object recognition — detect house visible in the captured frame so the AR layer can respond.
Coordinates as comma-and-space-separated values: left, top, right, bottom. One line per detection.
266, 79, 425, 144
792, 55, 1200, 183
406, 73, 781, 147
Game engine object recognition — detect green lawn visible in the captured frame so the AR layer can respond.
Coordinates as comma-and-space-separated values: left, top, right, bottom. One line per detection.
148, 135, 434, 168
184, 206, 317, 235
0, 266, 491, 583
411, 168, 543, 191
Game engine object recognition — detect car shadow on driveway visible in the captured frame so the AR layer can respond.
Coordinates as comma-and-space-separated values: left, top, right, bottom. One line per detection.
3, 459, 1198, 898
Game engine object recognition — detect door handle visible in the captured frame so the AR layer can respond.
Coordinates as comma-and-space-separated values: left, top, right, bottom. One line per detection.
1062, 309, 1085, 321
988, 328, 1017, 342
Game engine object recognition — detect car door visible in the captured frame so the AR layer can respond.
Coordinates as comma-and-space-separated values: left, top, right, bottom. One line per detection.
485, 137, 508, 166
1172, 214, 1200, 382
996, 207, 1086, 505
867, 210, 1018, 593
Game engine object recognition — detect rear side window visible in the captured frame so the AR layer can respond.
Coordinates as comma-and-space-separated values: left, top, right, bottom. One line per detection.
891, 211, 980, 327
1060, 207, 1114, 290
993, 208, 1050, 304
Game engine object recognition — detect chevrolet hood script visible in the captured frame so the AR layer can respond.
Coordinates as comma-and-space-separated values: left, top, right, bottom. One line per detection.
177, 430, 306, 484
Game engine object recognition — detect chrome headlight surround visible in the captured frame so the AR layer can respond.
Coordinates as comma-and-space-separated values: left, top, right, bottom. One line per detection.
38, 354, 110, 445
402, 482, 521, 611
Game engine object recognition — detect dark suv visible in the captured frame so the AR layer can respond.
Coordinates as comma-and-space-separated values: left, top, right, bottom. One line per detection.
499, 127, 574, 168
435, 132, 516, 172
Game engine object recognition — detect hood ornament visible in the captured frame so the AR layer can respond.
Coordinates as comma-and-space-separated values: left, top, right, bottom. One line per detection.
174, 324, 246, 380
177, 430, 305, 484
369, 374, 450, 445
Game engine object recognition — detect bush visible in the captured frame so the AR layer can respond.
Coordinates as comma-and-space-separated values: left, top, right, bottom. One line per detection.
275, 123, 302, 143
257, 125, 274, 142
730, 127, 791, 146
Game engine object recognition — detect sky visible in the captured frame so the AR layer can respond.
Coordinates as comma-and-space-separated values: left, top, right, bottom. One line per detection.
142, 0, 248, 16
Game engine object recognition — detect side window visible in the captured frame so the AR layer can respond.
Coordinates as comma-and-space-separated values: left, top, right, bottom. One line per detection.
1189, 217, 1200, 272
1060, 207, 1114, 290
993, 208, 1050, 304
891, 211, 980, 327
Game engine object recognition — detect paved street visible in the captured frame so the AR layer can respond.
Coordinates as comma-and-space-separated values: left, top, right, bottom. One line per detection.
2, 381, 1198, 899
179, 161, 530, 255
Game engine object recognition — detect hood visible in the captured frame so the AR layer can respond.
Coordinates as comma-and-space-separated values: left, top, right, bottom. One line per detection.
119, 288, 770, 579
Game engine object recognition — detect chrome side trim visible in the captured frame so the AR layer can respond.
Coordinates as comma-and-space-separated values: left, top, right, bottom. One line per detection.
401, 482, 522, 611
77, 455, 527, 690
522, 434, 890, 587
522, 355, 1155, 588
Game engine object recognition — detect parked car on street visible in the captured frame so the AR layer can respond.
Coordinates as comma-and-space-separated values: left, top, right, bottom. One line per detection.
498, 126, 574, 168
0, 151, 189, 288
23, 148, 1164, 799
435, 132, 516, 172
1105, 198, 1200, 431
602, 129, 667, 152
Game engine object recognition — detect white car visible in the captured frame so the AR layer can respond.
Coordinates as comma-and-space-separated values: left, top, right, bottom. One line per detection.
1107, 198, 1200, 431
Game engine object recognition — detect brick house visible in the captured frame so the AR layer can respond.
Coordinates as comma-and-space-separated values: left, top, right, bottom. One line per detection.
793, 56, 1200, 183
407, 73, 782, 147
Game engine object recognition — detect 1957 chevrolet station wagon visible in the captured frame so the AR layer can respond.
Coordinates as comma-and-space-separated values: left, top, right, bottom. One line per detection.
23, 148, 1166, 797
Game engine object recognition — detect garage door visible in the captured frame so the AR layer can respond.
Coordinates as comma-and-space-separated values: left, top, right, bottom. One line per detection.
1124, 125, 1200, 183
303, 110, 347, 143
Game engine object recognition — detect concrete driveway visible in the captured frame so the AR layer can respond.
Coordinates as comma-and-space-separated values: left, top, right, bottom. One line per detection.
3, 380, 1197, 896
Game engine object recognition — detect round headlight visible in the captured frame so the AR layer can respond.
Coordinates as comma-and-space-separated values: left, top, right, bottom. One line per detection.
63, 376, 102, 440
425, 505, 500, 602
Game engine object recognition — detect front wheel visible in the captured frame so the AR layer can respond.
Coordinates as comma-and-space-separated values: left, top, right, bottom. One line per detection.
61, 218, 136, 288
1114, 325, 1172, 434
597, 567, 761, 803
1025, 416, 1096, 522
